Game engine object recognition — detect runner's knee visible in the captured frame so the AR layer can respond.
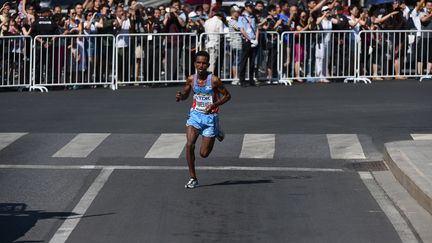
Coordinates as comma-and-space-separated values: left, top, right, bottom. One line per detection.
200, 150, 210, 158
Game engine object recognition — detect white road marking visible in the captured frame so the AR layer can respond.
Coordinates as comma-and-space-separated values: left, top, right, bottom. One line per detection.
240, 134, 275, 159
359, 172, 418, 243
49, 168, 113, 243
0, 133, 27, 151
52, 133, 110, 158
327, 134, 366, 159
410, 134, 432, 140
145, 133, 186, 158
0, 164, 344, 172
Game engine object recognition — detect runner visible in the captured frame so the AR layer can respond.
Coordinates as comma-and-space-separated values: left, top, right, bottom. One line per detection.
176, 50, 231, 189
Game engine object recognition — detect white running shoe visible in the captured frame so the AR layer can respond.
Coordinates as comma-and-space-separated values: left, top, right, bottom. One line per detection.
185, 178, 199, 189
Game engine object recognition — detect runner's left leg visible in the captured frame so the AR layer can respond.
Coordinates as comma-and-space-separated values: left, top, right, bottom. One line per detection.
200, 136, 216, 158
186, 126, 200, 179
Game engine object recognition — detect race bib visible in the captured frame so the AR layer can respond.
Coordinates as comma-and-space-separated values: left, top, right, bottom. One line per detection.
194, 93, 213, 112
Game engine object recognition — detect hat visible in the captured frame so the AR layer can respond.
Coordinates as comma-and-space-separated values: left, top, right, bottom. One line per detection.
336, 5, 344, 11
145, 7, 155, 14
321, 5, 330, 11
231, 5, 241, 13
245, 1, 254, 7
188, 11, 197, 18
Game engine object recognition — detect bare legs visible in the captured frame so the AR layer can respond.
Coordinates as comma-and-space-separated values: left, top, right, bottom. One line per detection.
185, 126, 216, 179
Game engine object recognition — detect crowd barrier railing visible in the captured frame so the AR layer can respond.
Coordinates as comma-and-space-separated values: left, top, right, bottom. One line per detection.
114, 33, 198, 89
0, 36, 33, 90
357, 30, 432, 82
198, 31, 285, 85
32, 34, 115, 92
3, 30, 431, 92
280, 30, 364, 83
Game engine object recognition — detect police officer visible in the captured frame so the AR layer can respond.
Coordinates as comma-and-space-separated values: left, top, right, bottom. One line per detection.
31, 7, 59, 84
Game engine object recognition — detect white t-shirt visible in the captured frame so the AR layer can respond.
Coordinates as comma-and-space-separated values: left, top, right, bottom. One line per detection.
116, 18, 131, 48
204, 16, 224, 48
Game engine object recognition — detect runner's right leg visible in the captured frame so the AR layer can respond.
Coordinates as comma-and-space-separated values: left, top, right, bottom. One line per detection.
186, 126, 200, 179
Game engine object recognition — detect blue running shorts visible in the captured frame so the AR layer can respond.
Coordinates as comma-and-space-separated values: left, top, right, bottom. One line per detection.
186, 110, 219, 138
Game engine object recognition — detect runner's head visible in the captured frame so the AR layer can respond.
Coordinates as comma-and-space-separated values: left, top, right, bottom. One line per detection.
195, 51, 210, 75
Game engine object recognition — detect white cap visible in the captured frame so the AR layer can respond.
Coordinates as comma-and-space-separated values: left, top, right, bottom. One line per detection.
321, 5, 330, 11
188, 11, 198, 18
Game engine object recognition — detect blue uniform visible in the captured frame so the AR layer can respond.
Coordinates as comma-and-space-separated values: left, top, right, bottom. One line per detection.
186, 74, 220, 138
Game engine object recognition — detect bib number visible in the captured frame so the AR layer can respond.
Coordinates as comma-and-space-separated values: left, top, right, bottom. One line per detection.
194, 94, 213, 112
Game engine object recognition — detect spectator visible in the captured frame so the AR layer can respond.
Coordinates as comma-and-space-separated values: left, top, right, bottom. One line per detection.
238, 0, 259, 87
31, 7, 59, 83
185, 11, 204, 76
227, 5, 243, 85
315, 5, 332, 82
114, 5, 133, 82
84, 10, 98, 81
53, 5, 62, 15
0, 2, 10, 37
163, 0, 186, 80
135, 6, 164, 81
95, 5, 115, 82
264, 4, 282, 83
420, 0, 432, 75
158, 4, 166, 21
294, 10, 311, 82
204, 11, 224, 74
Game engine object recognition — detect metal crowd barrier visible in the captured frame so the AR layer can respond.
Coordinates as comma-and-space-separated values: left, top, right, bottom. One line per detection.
32, 34, 115, 92
0, 36, 32, 90
198, 31, 284, 84
280, 30, 362, 84
114, 33, 198, 89
357, 30, 432, 82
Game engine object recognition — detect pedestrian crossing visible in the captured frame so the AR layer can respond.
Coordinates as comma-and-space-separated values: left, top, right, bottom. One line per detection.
0, 133, 430, 160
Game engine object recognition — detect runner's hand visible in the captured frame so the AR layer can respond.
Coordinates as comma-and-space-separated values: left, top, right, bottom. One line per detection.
176, 91, 182, 102
205, 104, 213, 114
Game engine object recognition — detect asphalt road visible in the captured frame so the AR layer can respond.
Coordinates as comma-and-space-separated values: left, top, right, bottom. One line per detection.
0, 80, 431, 243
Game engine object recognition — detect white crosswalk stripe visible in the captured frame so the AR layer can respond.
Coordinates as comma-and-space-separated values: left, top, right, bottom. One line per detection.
0, 132, 384, 160
145, 133, 186, 158
240, 134, 275, 159
0, 133, 27, 151
52, 133, 110, 158
410, 134, 432, 140
327, 134, 366, 159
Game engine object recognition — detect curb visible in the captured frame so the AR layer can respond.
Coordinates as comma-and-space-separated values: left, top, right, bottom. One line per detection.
384, 141, 432, 216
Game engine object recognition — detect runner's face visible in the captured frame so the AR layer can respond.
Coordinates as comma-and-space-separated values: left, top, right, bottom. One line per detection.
195, 56, 209, 75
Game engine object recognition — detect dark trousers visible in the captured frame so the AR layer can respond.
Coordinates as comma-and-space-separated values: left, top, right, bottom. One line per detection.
239, 41, 257, 85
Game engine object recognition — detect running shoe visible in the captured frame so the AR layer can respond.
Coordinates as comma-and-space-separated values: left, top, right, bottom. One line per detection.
217, 129, 225, 142
185, 178, 199, 189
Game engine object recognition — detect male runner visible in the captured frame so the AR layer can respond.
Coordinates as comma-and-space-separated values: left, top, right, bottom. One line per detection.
176, 51, 231, 189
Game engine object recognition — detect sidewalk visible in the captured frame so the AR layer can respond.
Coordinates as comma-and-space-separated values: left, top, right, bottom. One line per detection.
384, 139, 432, 215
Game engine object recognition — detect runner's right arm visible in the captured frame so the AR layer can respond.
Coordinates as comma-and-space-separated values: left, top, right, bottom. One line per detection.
176, 75, 193, 102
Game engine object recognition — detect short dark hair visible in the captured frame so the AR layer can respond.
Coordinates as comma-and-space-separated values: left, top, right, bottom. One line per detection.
268, 4, 277, 12
195, 51, 210, 61
170, 0, 181, 7
256, 1, 264, 6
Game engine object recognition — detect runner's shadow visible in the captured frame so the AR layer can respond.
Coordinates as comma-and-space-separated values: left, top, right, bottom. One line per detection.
201, 179, 273, 187
0, 203, 114, 243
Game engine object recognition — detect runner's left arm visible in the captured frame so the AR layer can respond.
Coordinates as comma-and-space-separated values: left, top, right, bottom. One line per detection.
205, 76, 231, 113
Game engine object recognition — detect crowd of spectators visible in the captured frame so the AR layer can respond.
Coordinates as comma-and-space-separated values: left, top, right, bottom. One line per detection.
0, 0, 432, 87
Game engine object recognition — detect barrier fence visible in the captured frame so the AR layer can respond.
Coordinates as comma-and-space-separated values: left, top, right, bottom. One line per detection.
198, 31, 284, 85
0, 36, 32, 89
115, 33, 197, 88
280, 30, 359, 84
0, 30, 430, 92
32, 34, 115, 92
358, 30, 432, 81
